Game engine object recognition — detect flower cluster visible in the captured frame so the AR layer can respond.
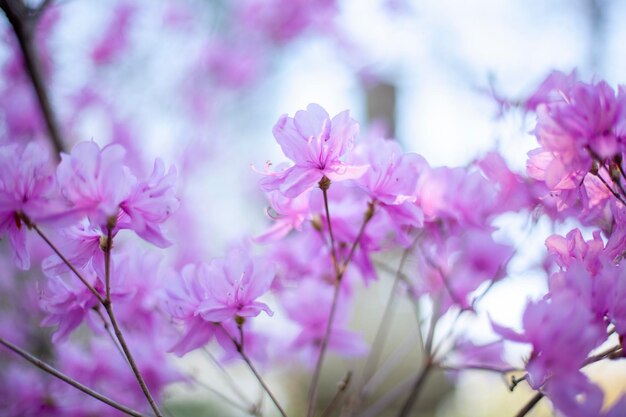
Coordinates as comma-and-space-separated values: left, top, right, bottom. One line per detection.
487, 73, 626, 417
5, 22, 626, 415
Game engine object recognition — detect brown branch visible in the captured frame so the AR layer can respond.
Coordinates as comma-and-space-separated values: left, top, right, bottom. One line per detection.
103, 302, 164, 417
1, 0, 65, 157
30, 222, 105, 304
102, 230, 164, 417
321, 371, 352, 417
92, 306, 125, 359
360, 235, 419, 389
358, 374, 416, 417
29, 217, 164, 417
396, 361, 434, 417
227, 330, 288, 417
0, 335, 149, 417
514, 392, 544, 417
306, 192, 374, 417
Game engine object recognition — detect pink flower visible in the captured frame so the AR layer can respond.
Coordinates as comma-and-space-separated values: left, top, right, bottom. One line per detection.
57, 337, 178, 414
349, 134, 425, 231
39, 245, 159, 342
56, 141, 134, 226
417, 166, 499, 229
253, 189, 311, 243
195, 248, 274, 321
524, 70, 577, 111
351, 136, 423, 205
0, 364, 56, 417
543, 372, 604, 417
604, 395, 626, 417
281, 279, 366, 366
525, 76, 626, 220
545, 229, 605, 274
40, 270, 100, 342
167, 249, 274, 355
448, 339, 512, 372
41, 219, 107, 278
493, 290, 606, 388
55, 142, 179, 246
477, 152, 535, 213
261, 104, 368, 197
0, 142, 55, 269
543, 81, 625, 158
415, 229, 512, 311
119, 159, 179, 248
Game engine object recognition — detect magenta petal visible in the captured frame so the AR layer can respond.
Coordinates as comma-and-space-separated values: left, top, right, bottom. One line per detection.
280, 166, 323, 198
7, 223, 29, 270
169, 318, 216, 357
490, 319, 526, 343
544, 373, 604, 417
293, 104, 330, 139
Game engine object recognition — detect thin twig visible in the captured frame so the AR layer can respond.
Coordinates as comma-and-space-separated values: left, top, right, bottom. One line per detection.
306, 180, 341, 417
190, 374, 259, 416
511, 344, 622, 392
228, 331, 288, 417
0, 0, 65, 156
513, 392, 544, 417
361, 235, 419, 389
584, 344, 622, 365
0, 335, 149, 417
104, 302, 164, 417
616, 156, 626, 181
92, 306, 125, 359
393, 299, 440, 417
358, 374, 416, 417
321, 179, 340, 276
321, 371, 352, 417
587, 149, 626, 205
423, 298, 440, 356
340, 200, 375, 273
104, 224, 113, 301
102, 231, 164, 417
595, 171, 626, 205
419, 248, 466, 309
202, 348, 254, 406
437, 364, 520, 374
30, 219, 163, 416
34, 0, 53, 20
362, 331, 420, 397
307, 194, 375, 417
30, 222, 104, 304
307, 277, 341, 417
396, 361, 434, 417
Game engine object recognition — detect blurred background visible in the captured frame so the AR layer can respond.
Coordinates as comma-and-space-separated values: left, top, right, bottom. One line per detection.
3, 0, 626, 416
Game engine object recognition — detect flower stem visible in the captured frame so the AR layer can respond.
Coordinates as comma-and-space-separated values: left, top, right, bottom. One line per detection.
307, 193, 374, 417
514, 393, 544, 417
0, 335, 149, 417
396, 360, 434, 417
228, 330, 288, 417
103, 301, 164, 417
321, 371, 352, 417
102, 231, 164, 417
104, 225, 113, 301
92, 305, 125, 359
320, 179, 340, 276
360, 235, 419, 391
30, 222, 105, 304
0, 0, 65, 157
307, 276, 342, 417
